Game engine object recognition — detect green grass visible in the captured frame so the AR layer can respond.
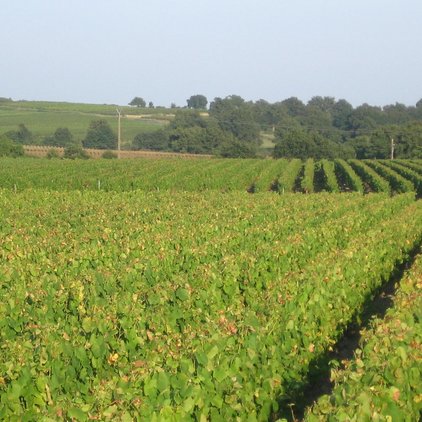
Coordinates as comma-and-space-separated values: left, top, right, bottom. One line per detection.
0, 100, 170, 147
0, 99, 176, 116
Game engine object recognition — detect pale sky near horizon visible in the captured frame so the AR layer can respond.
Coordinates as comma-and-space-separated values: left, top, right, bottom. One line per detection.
1, 0, 421, 108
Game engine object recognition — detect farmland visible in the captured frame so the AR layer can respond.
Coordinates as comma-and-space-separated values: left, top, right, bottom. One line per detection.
0, 157, 421, 420
306, 252, 422, 421
0, 100, 167, 147
0, 157, 421, 196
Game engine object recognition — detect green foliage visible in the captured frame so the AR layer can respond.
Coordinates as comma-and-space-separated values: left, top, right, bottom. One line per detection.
218, 138, 257, 158
128, 97, 146, 107
301, 158, 315, 193
382, 160, 422, 197
0, 157, 422, 195
5, 123, 33, 144
281, 96, 306, 117
306, 253, 422, 421
321, 159, 340, 192
133, 109, 258, 157
186, 94, 208, 109
349, 160, 391, 193
345, 122, 422, 159
63, 145, 89, 159
273, 127, 315, 159
101, 150, 118, 159
365, 160, 414, 194
167, 126, 207, 153
132, 129, 169, 151
46, 149, 61, 159
0, 190, 420, 420
273, 127, 354, 160
277, 158, 302, 192
83, 120, 117, 150
44, 127, 75, 147
209, 95, 261, 144
335, 159, 364, 193
168, 110, 207, 130
0, 135, 24, 157
1, 97, 422, 158
0, 100, 167, 147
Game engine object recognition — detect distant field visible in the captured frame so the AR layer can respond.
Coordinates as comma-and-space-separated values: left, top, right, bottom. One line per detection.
0, 100, 169, 147
0, 100, 274, 154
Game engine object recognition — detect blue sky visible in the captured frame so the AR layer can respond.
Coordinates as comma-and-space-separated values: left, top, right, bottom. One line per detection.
1, 0, 421, 107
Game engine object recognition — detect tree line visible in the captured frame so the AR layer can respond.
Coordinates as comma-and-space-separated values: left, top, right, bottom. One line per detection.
1, 95, 421, 159
133, 95, 422, 158
0, 121, 118, 159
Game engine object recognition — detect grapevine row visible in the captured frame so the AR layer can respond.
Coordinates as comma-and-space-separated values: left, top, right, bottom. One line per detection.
0, 191, 420, 420
306, 252, 422, 421
0, 157, 421, 195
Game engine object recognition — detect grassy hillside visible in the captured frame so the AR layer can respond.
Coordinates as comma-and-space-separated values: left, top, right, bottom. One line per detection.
0, 100, 169, 148
0, 99, 274, 154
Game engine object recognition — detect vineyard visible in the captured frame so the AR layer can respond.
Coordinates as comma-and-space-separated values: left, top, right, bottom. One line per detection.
0, 157, 421, 420
306, 252, 422, 420
0, 157, 421, 196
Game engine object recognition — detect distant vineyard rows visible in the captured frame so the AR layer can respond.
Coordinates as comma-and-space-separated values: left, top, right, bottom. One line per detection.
1, 158, 421, 196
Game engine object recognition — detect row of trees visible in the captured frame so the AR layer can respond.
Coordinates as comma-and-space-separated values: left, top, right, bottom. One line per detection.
4, 121, 117, 150
132, 94, 422, 158
3, 94, 422, 158
133, 110, 256, 157
129, 95, 208, 110
133, 96, 263, 157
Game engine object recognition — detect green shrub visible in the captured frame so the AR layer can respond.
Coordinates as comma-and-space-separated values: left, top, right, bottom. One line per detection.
46, 149, 61, 159
0, 135, 24, 157
102, 150, 118, 159
63, 146, 89, 160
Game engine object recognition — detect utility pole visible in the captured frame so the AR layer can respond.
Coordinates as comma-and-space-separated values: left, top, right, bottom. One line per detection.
390, 137, 395, 160
116, 108, 121, 159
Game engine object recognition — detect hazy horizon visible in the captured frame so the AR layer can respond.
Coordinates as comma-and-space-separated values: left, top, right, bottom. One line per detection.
1, 0, 421, 108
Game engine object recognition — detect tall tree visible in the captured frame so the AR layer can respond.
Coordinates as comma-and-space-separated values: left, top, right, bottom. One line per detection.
83, 120, 117, 149
209, 96, 260, 144
129, 97, 146, 107
281, 97, 306, 117
186, 95, 208, 109
44, 127, 75, 147
169, 110, 207, 130
307, 96, 336, 113
5, 123, 33, 144
332, 99, 353, 130
273, 127, 316, 159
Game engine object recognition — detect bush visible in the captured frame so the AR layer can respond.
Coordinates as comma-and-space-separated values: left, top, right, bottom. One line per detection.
63, 146, 89, 160
44, 127, 74, 147
102, 150, 118, 159
0, 135, 24, 157
5, 124, 33, 144
46, 149, 61, 159
133, 130, 169, 151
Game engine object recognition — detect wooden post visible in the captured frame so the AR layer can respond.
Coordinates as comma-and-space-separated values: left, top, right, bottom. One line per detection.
116, 108, 121, 159
390, 137, 395, 160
